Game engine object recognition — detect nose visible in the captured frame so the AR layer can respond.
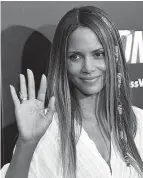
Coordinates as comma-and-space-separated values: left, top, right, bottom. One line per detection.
82, 56, 106, 73
82, 56, 95, 73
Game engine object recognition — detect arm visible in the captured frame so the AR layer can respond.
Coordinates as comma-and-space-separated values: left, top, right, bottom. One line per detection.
5, 138, 38, 178
4, 70, 55, 178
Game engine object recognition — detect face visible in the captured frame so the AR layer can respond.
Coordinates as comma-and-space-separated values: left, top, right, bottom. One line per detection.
67, 27, 106, 96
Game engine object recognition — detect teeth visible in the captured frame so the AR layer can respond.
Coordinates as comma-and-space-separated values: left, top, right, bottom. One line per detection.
83, 78, 98, 83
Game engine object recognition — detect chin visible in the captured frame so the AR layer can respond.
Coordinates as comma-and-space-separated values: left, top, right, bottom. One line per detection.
81, 87, 103, 95
74, 84, 104, 96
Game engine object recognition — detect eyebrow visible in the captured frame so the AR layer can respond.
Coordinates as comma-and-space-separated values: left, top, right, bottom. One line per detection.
91, 48, 104, 54
68, 48, 104, 54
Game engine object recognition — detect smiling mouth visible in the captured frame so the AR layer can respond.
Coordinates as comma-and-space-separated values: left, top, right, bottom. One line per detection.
81, 76, 101, 83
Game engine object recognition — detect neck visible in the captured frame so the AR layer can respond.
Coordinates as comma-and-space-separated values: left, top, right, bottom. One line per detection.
74, 88, 98, 121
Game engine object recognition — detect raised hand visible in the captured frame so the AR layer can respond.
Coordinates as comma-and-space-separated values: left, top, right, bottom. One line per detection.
10, 69, 55, 144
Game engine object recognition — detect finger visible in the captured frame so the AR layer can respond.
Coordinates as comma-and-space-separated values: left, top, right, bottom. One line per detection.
37, 74, 47, 102
10, 85, 20, 108
27, 69, 36, 99
45, 96, 55, 117
20, 74, 28, 99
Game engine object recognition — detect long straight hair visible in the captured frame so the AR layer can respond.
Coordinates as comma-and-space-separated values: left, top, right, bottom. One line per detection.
45, 6, 143, 178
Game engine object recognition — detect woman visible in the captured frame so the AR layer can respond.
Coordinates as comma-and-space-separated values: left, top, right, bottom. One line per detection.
1, 6, 143, 178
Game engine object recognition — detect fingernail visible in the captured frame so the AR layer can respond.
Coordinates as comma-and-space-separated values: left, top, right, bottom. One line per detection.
10, 85, 13, 90
27, 69, 33, 75
27, 69, 31, 73
20, 74, 23, 78
43, 74, 47, 77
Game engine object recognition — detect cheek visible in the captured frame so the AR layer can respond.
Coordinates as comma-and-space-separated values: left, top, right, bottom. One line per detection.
67, 61, 82, 76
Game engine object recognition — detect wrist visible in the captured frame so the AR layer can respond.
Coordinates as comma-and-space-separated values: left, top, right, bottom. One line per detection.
17, 136, 39, 148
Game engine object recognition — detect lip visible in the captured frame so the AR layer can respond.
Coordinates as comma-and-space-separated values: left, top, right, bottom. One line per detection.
81, 75, 101, 83
80, 75, 101, 80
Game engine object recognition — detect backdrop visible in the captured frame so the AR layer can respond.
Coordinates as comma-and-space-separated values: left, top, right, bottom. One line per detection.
1, 1, 143, 166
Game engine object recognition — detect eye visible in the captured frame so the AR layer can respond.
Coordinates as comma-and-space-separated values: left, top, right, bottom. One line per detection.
93, 51, 105, 59
68, 53, 82, 61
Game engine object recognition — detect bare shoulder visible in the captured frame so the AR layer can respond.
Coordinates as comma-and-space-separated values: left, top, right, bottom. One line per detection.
132, 106, 143, 129
132, 106, 143, 137
132, 106, 143, 158
132, 106, 143, 123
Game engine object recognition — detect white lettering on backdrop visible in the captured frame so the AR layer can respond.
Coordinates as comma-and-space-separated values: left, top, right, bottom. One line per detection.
119, 30, 143, 63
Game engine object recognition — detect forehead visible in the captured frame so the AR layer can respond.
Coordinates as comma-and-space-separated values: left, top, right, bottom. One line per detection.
68, 27, 103, 52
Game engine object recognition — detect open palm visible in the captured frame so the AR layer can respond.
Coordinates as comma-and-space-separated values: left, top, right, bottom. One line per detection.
10, 69, 55, 143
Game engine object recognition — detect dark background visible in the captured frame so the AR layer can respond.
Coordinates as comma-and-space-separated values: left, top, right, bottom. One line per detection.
1, 1, 143, 166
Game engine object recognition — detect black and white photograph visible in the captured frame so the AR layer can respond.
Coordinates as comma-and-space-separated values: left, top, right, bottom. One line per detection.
1, 1, 143, 178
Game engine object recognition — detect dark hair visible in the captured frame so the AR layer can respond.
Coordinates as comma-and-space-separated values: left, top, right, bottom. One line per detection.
45, 6, 143, 178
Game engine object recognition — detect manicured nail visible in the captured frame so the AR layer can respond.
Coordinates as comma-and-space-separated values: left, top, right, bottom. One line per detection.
20, 74, 23, 78
10, 85, 14, 90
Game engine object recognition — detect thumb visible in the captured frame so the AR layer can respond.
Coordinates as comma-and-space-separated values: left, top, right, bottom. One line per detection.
44, 96, 55, 119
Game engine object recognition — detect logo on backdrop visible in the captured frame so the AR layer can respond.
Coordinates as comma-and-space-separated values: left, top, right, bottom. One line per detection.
130, 78, 143, 88
119, 30, 143, 64
119, 31, 143, 109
